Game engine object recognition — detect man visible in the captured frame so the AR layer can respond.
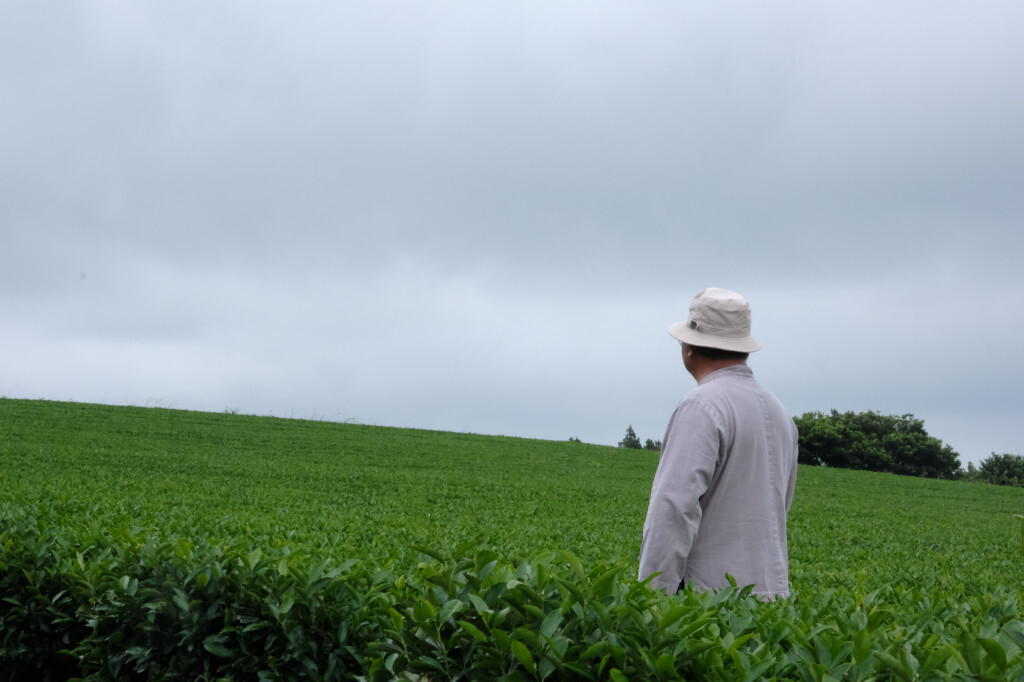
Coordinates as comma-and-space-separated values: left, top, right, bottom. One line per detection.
639, 287, 798, 599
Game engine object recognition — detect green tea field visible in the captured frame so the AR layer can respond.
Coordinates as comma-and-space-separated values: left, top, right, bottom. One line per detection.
2, 398, 1023, 680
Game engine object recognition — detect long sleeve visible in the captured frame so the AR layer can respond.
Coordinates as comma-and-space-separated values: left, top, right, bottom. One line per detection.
638, 398, 721, 593
784, 419, 799, 513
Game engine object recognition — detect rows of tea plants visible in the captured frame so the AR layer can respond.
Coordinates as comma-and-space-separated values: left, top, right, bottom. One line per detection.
2, 398, 1024, 680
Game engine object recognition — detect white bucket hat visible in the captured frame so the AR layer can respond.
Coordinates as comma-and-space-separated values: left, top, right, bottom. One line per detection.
668, 287, 762, 353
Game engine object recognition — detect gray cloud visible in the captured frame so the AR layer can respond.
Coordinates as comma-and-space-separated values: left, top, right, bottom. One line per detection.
3, 1, 1023, 464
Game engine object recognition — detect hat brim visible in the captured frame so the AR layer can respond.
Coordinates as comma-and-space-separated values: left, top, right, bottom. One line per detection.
668, 321, 762, 353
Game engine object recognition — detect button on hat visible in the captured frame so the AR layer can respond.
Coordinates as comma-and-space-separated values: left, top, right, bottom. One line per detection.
668, 287, 761, 353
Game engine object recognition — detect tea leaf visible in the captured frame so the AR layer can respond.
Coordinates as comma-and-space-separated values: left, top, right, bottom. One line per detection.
511, 640, 535, 675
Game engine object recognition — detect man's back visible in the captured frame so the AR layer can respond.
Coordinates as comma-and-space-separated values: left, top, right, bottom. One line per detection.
639, 365, 798, 598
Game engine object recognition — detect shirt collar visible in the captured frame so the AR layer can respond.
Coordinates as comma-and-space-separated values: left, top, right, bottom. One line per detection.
698, 364, 754, 385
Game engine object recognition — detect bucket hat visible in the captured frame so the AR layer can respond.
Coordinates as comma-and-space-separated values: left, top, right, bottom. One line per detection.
668, 287, 762, 353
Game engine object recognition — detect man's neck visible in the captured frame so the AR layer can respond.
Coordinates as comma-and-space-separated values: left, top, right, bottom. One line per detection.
691, 359, 747, 384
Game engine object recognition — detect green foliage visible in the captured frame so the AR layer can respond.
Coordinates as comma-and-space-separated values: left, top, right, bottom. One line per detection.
2, 398, 1024, 680
0, 512, 379, 680
618, 425, 642, 450
4, 518, 1024, 681
617, 427, 660, 452
794, 409, 961, 479
966, 453, 1024, 487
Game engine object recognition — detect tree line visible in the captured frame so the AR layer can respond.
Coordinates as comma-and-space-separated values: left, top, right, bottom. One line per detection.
617, 410, 1024, 488
617, 425, 661, 451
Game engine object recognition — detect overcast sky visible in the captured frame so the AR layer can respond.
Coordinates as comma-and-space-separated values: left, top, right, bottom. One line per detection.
3, 2, 1022, 466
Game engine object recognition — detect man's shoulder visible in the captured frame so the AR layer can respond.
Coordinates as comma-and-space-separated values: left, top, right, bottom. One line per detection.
675, 381, 733, 420
689, 367, 788, 411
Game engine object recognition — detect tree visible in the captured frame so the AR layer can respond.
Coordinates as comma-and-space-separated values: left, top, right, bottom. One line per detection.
793, 410, 961, 480
968, 453, 1024, 487
644, 438, 662, 451
618, 425, 642, 449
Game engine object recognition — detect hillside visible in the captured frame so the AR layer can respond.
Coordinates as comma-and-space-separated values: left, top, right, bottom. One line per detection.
3, 397, 1024, 680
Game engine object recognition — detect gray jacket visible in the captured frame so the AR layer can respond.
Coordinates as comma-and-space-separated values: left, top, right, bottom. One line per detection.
639, 365, 799, 599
